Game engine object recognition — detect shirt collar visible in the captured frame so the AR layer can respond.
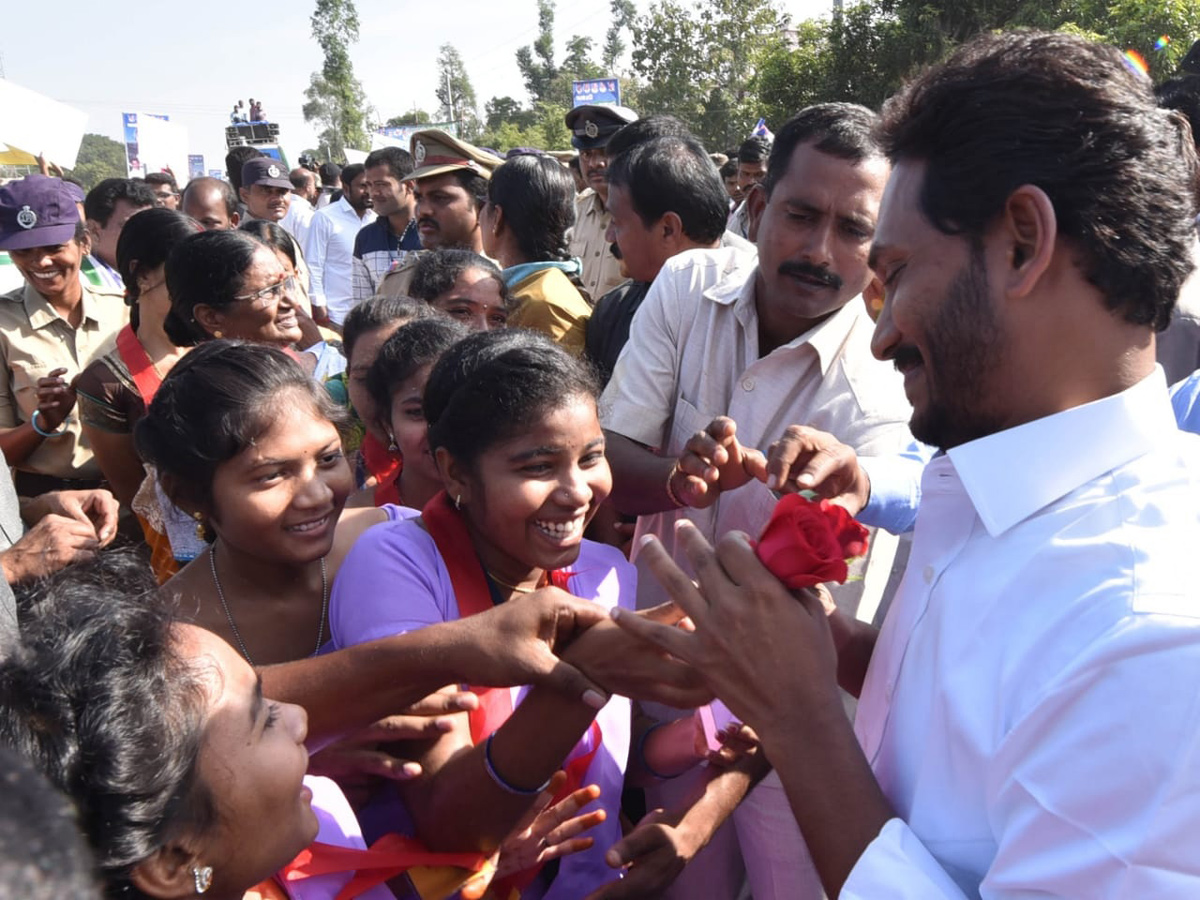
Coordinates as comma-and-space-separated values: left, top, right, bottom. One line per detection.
947, 366, 1175, 537
708, 263, 866, 375
502, 259, 583, 289
21, 280, 99, 331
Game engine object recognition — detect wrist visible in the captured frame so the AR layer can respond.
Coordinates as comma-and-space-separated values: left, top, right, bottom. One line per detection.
31, 409, 68, 437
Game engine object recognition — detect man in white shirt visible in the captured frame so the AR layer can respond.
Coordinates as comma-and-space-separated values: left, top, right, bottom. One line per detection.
304, 163, 376, 326
280, 167, 317, 249
610, 30, 1200, 899
601, 103, 912, 900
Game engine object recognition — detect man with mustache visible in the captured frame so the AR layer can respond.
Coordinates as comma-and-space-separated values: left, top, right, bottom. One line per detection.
565, 103, 638, 301
599, 103, 912, 900
377, 131, 502, 300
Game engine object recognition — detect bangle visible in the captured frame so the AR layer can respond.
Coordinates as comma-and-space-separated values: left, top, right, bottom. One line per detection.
31, 410, 67, 438
638, 721, 685, 780
483, 732, 552, 795
665, 462, 686, 508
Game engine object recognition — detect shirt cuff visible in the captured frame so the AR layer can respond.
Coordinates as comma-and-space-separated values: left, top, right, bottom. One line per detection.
840, 818, 969, 900
858, 453, 925, 534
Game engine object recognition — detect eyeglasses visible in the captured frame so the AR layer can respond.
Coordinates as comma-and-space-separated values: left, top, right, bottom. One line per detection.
234, 274, 296, 307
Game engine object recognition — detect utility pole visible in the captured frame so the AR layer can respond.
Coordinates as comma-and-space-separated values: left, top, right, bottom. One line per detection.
445, 70, 456, 135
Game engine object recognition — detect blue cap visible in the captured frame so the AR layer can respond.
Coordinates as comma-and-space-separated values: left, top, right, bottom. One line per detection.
242, 158, 292, 190
0, 175, 81, 251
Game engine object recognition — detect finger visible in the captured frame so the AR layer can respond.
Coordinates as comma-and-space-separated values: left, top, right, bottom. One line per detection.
609, 607, 695, 667
542, 808, 606, 846
355, 713, 459, 741
634, 534, 710, 625
740, 446, 768, 483
537, 834, 596, 863
639, 601, 690, 627
794, 446, 854, 494
47, 368, 68, 379
674, 519, 739, 591
512, 771, 568, 834
709, 530, 794, 598
531, 654, 610, 711
539, 784, 601, 830
705, 416, 736, 442
603, 816, 670, 868
400, 690, 479, 716
315, 749, 423, 781
765, 427, 815, 490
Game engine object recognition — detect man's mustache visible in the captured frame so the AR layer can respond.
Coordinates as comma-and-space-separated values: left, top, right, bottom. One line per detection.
418, 217, 439, 230
892, 345, 923, 373
777, 260, 842, 290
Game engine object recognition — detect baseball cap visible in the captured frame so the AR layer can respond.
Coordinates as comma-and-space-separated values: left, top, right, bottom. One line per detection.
241, 158, 292, 190
406, 131, 504, 182
0, 175, 81, 251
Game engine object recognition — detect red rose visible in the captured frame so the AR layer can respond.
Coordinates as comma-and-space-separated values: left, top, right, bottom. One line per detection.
753, 493, 870, 589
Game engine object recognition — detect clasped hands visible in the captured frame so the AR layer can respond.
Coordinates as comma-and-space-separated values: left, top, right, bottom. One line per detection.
670, 417, 871, 514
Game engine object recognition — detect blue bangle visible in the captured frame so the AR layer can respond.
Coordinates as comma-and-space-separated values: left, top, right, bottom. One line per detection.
31, 410, 67, 438
638, 721, 685, 780
483, 732, 552, 796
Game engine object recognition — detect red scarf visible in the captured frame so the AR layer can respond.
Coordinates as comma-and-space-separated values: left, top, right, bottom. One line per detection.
421, 491, 602, 893
116, 324, 163, 405
360, 431, 402, 506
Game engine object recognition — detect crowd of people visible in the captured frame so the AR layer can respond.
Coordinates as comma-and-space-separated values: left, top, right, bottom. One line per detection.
1, 27, 1200, 900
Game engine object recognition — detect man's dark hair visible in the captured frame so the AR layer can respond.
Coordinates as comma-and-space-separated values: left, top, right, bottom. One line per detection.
879, 29, 1197, 331
319, 162, 342, 186
762, 103, 882, 198
224, 146, 264, 193
452, 169, 489, 209
365, 147, 415, 183
719, 158, 738, 180
607, 135, 728, 244
1157, 75, 1200, 148
83, 178, 156, 226
340, 163, 366, 189
606, 115, 694, 161
289, 168, 314, 193
738, 135, 772, 164
487, 155, 576, 262
144, 171, 178, 192
0, 745, 98, 900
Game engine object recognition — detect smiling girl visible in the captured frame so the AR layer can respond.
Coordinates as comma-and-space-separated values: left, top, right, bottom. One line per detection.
331, 329, 638, 896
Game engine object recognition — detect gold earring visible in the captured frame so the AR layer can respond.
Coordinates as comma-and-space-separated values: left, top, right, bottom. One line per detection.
193, 512, 206, 542
212, 330, 223, 339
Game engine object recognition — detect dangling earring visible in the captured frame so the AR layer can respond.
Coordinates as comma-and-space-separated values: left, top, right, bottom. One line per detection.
192, 865, 213, 894
193, 511, 206, 542
386, 432, 397, 453
454, 494, 462, 511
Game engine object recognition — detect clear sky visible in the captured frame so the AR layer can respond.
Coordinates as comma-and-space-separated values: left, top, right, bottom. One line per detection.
1, 0, 835, 173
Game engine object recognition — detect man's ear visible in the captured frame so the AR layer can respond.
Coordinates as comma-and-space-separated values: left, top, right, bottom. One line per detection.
238, 186, 251, 206
229, 210, 241, 228
746, 184, 766, 243
129, 842, 207, 900
863, 275, 885, 321
999, 184, 1057, 300
85, 218, 103, 243
659, 211, 685, 250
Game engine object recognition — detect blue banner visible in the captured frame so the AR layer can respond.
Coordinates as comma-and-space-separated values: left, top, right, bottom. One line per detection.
122, 111, 169, 176
188, 155, 205, 179
572, 79, 621, 108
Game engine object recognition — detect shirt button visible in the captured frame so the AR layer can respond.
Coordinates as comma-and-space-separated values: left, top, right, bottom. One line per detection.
923, 565, 935, 583
741, 378, 755, 391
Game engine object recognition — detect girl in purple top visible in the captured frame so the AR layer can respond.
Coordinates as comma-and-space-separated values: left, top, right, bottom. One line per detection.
333, 330, 645, 898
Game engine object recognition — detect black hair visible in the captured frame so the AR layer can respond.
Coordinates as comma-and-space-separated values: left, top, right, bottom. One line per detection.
606, 115, 693, 161
289, 168, 313, 192
449, 169, 489, 209
364, 147, 415, 182
180, 177, 238, 218
136, 340, 349, 514
409, 249, 508, 307
340, 163, 366, 189
425, 329, 599, 470
0, 744, 98, 900
342, 296, 434, 362
1157, 75, 1200, 147
116, 208, 200, 332
319, 162, 342, 186
567, 156, 581, 174
367, 317, 468, 416
0, 549, 214, 898
879, 30, 1197, 331
163, 230, 261, 346
762, 103, 882, 198
224, 146, 264, 193
83, 179, 156, 226
143, 172, 177, 192
487, 155, 575, 262
738, 135, 772, 164
607, 135, 729, 244
719, 158, 738, 180
238, 219, 296, 267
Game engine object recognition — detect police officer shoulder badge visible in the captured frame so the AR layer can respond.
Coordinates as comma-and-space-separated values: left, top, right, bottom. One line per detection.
16, 206, 37, 230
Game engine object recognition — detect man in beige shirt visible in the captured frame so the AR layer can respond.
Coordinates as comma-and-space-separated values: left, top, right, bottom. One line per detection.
565, 104, 639, 302
0, 176, 127, 494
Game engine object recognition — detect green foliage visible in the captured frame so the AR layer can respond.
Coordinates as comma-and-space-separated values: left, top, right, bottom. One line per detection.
436, 44, 482, 141
303, 0, 370, 159
604, 0, 637, 70
386, 110, 433, 128
65, 134, 127, 191
631, 0, 790, 150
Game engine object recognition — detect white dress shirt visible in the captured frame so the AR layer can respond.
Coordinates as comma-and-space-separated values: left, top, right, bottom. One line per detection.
845, 368, 1200, 898
280, 192, 315, 249
304, 197, 376, 324
601, 247, 913, 607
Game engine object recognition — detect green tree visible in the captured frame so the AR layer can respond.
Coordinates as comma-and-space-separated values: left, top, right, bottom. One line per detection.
436, 44, 482, 141
385, 110, 433, 128
603, 0, 638, 70
517, 0, 561, 104
66, 134, 127, 191
632, 0, 789, 149
302, 0, 370, 158
485, 96, 537, 131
